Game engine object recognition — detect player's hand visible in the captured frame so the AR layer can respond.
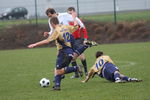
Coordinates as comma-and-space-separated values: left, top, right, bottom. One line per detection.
43, 32, 49, 37
28, 44, 36, 48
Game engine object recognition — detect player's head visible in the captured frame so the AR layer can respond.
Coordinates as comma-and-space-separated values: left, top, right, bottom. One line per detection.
95, 51, 103, 58
46, 8, 56, 18
67, 7, 76, 14
50, 17, 59, 28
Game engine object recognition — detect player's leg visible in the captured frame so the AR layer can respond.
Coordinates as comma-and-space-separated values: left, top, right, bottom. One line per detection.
73, 41, 98, 58
70, 60, 80, 78
113, 71, 123, 83
79, 54, 88, 76
102, 63, 123, 82
52, 52, 64, 90
120, 74, 142, 82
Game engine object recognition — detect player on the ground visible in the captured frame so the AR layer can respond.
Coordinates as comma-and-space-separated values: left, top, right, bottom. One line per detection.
28, 17, 97, 91
82, 51, 142, 83
67, 7, 89, 78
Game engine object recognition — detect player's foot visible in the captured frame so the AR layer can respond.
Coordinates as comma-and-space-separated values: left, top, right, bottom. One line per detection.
129, 78, 143, 82
51, 86, 61, 91
85, 41, 98, 47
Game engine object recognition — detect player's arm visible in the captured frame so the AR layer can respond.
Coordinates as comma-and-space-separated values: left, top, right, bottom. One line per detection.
81, 66, 95, 83
76, 18, 88, 43
82, 27, 88, 44
28, 30, 58, 48
68, 25, 79, 33
28, 39, 49, 48
75, 17, 85, 28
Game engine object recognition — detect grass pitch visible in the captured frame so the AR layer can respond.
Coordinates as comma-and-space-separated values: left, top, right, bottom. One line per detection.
0, 42, 150, 100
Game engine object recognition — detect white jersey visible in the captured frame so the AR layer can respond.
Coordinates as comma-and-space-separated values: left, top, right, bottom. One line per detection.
48, 12, 84, 36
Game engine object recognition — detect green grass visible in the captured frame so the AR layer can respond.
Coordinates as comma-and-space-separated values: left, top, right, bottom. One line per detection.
81, 10, 150, 22
0, 42, 150, 100
0, 18, 48, 29
0, 10, 150, 28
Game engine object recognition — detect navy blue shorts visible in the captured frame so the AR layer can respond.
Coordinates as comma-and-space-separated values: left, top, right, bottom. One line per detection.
102, 63, 119, 82
73, 38, 84, 50
56, 48, 74, 69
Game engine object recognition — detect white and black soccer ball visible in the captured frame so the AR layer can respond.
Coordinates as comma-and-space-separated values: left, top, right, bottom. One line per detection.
39, 78, 50, 87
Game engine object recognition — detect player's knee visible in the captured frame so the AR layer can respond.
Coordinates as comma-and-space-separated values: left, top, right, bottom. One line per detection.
55, 69, 65, 75
79, 54, 86, 60
73, 52, 78, 60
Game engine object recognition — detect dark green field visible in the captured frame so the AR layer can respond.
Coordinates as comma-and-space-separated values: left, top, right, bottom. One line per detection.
0, 42, 150, 100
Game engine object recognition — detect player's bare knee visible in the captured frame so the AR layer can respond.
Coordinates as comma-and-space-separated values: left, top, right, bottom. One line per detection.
55, 69, 65, 75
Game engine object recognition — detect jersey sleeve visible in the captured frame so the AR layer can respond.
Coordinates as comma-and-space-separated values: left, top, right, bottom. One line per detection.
77, 18, 88, 39
68, 25, 78, 33
82, 27, 88, 39
47, 30, 59, 42
75, 17, 85, 28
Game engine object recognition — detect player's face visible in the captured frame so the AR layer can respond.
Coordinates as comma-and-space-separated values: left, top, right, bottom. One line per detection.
67, 10, 74, 14
47, 13, 57, 18
47, 13, 53, 18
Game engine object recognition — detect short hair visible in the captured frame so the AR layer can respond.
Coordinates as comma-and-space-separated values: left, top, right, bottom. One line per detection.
45, 8, 56, 15
95, 51, 103, 58
67, 7, 76, 11
50, 17, 59, 25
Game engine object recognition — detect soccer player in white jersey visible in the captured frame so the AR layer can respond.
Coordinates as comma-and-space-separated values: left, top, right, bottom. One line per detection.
44, 8, 84, 37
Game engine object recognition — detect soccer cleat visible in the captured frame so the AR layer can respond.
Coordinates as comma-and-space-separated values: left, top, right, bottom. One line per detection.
129, 78, 143, 82
51, 86, 61, 91
85, 41, 98, 47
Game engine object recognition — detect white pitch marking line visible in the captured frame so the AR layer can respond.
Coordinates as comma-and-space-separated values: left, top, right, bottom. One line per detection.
115, 60, 137, 67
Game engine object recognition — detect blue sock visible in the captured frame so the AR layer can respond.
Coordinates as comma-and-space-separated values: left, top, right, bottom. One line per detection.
72, 61, 79, 76
55, 75, 61, 87
114, 73, 121, 81
75, 45, 88, 55
122, 76, 130, 81
65, 66, 78, 74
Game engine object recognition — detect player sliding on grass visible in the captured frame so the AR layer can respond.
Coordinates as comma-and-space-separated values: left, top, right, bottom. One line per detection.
82, 51, 142, 83
28, 17, 97, 90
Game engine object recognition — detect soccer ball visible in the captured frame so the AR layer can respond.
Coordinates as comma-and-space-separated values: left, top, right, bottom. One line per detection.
39, 78, 50, 87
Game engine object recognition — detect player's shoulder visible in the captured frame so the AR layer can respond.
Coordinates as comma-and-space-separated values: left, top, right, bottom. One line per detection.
58, 12, 72, 17
97, 55, 110, 59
